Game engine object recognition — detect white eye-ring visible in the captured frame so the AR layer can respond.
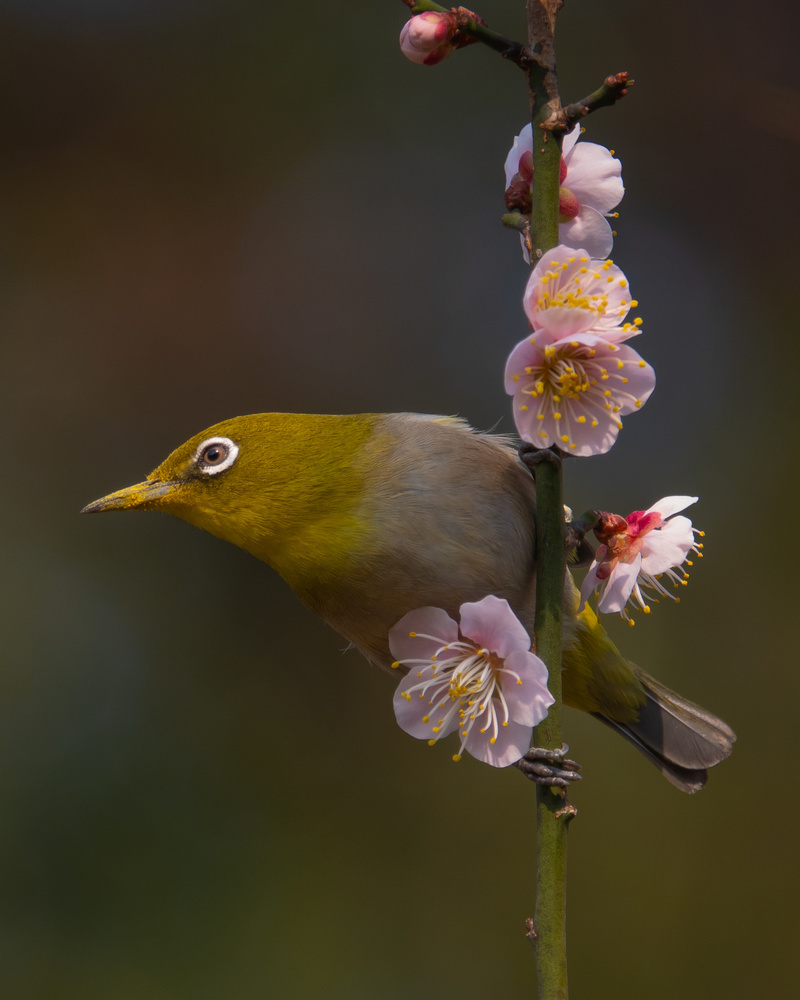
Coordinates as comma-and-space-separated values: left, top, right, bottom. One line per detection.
194, 436, 239, 476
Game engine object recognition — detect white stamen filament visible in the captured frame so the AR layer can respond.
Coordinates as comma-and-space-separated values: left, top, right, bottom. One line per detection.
395, 632, 512, 754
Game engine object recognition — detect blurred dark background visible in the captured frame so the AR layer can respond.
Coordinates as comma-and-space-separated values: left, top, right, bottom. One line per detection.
1, 1, 797, 997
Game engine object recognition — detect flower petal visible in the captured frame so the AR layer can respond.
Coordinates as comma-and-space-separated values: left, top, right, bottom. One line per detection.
559, 208, 614, 261
640, 515, 695, 575
562, 143, 623, 214
393, 668, 459, 739
597, 554, 642, 613
561, 124, 581, 157
503, 124, 533, 188
579, 561, 603, 609
558, 399, 621, 456
502, 650, 554, 727
604, 344, 657, 414
459, 595, 531, 658
645, 495, 698, 520
503, 334, 537, 393
464, 717, 532, 767
388, 606, 458, 663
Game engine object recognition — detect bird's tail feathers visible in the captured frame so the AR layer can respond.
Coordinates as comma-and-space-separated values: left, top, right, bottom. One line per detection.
594, 668, 736, 795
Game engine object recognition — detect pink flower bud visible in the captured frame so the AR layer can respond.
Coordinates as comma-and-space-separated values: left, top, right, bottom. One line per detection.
399, 12, 458, 66
558, 186, 580, 220
518, 150, 534, 183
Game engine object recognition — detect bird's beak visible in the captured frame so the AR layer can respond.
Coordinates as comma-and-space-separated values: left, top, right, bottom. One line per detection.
81, 478, 180, 514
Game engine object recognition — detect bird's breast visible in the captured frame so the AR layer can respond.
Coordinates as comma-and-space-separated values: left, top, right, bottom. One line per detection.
291, 415, 539, 669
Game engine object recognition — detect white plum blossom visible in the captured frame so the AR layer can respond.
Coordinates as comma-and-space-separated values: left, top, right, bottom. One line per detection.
390, 596, 553, 767
504, 247, 655, 456
399, 12, 458, 66
504, 123, 624, 260
580, 497, 705, 623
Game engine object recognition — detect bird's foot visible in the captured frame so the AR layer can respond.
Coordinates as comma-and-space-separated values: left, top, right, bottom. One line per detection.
514, 744, 582, 789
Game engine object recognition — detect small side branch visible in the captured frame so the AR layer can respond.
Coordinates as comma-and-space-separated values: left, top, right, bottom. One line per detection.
546, 72, 633, 132
502, 212, 533, 260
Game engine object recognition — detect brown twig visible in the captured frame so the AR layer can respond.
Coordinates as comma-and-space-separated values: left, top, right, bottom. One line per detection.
526, 0, 563, 105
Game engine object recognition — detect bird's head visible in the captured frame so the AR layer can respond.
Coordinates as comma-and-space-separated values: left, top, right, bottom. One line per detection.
83, 414, 267, 528
82, 412, 377, 576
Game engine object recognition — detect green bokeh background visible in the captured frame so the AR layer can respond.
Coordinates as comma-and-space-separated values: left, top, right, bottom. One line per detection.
2, 1, 797, 997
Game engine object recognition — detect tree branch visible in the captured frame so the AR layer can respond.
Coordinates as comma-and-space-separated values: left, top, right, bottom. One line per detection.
547, 72, 633, 132
525, 0, 563, 258
524, 5, 570, 1000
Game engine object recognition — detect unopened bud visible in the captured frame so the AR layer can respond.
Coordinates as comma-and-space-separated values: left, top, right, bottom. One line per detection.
518, 150, 534, 183
558, 187, 580, 221
399, 12, 458, 66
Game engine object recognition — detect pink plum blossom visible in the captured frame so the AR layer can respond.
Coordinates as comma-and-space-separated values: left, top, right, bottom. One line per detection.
505, 334, 654, 456
522, 245, 643, 346
504, 124, 623, 260
399, 12, 458, 66
580, 497, 705, 622
504, 247, 655, 456
390, 596, 553, 767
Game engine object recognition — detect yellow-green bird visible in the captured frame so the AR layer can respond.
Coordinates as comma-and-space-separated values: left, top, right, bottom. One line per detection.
83, 412, 734, 791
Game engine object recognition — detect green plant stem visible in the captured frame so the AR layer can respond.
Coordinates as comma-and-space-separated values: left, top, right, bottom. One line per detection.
531, 453, 568, 1000
526, 3, 569, 1000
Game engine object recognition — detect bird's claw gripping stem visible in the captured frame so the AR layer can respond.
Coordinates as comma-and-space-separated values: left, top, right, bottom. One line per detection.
514, 743, 582, 788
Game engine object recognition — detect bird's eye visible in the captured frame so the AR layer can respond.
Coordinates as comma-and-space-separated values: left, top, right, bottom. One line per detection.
194, 436, 239, 476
